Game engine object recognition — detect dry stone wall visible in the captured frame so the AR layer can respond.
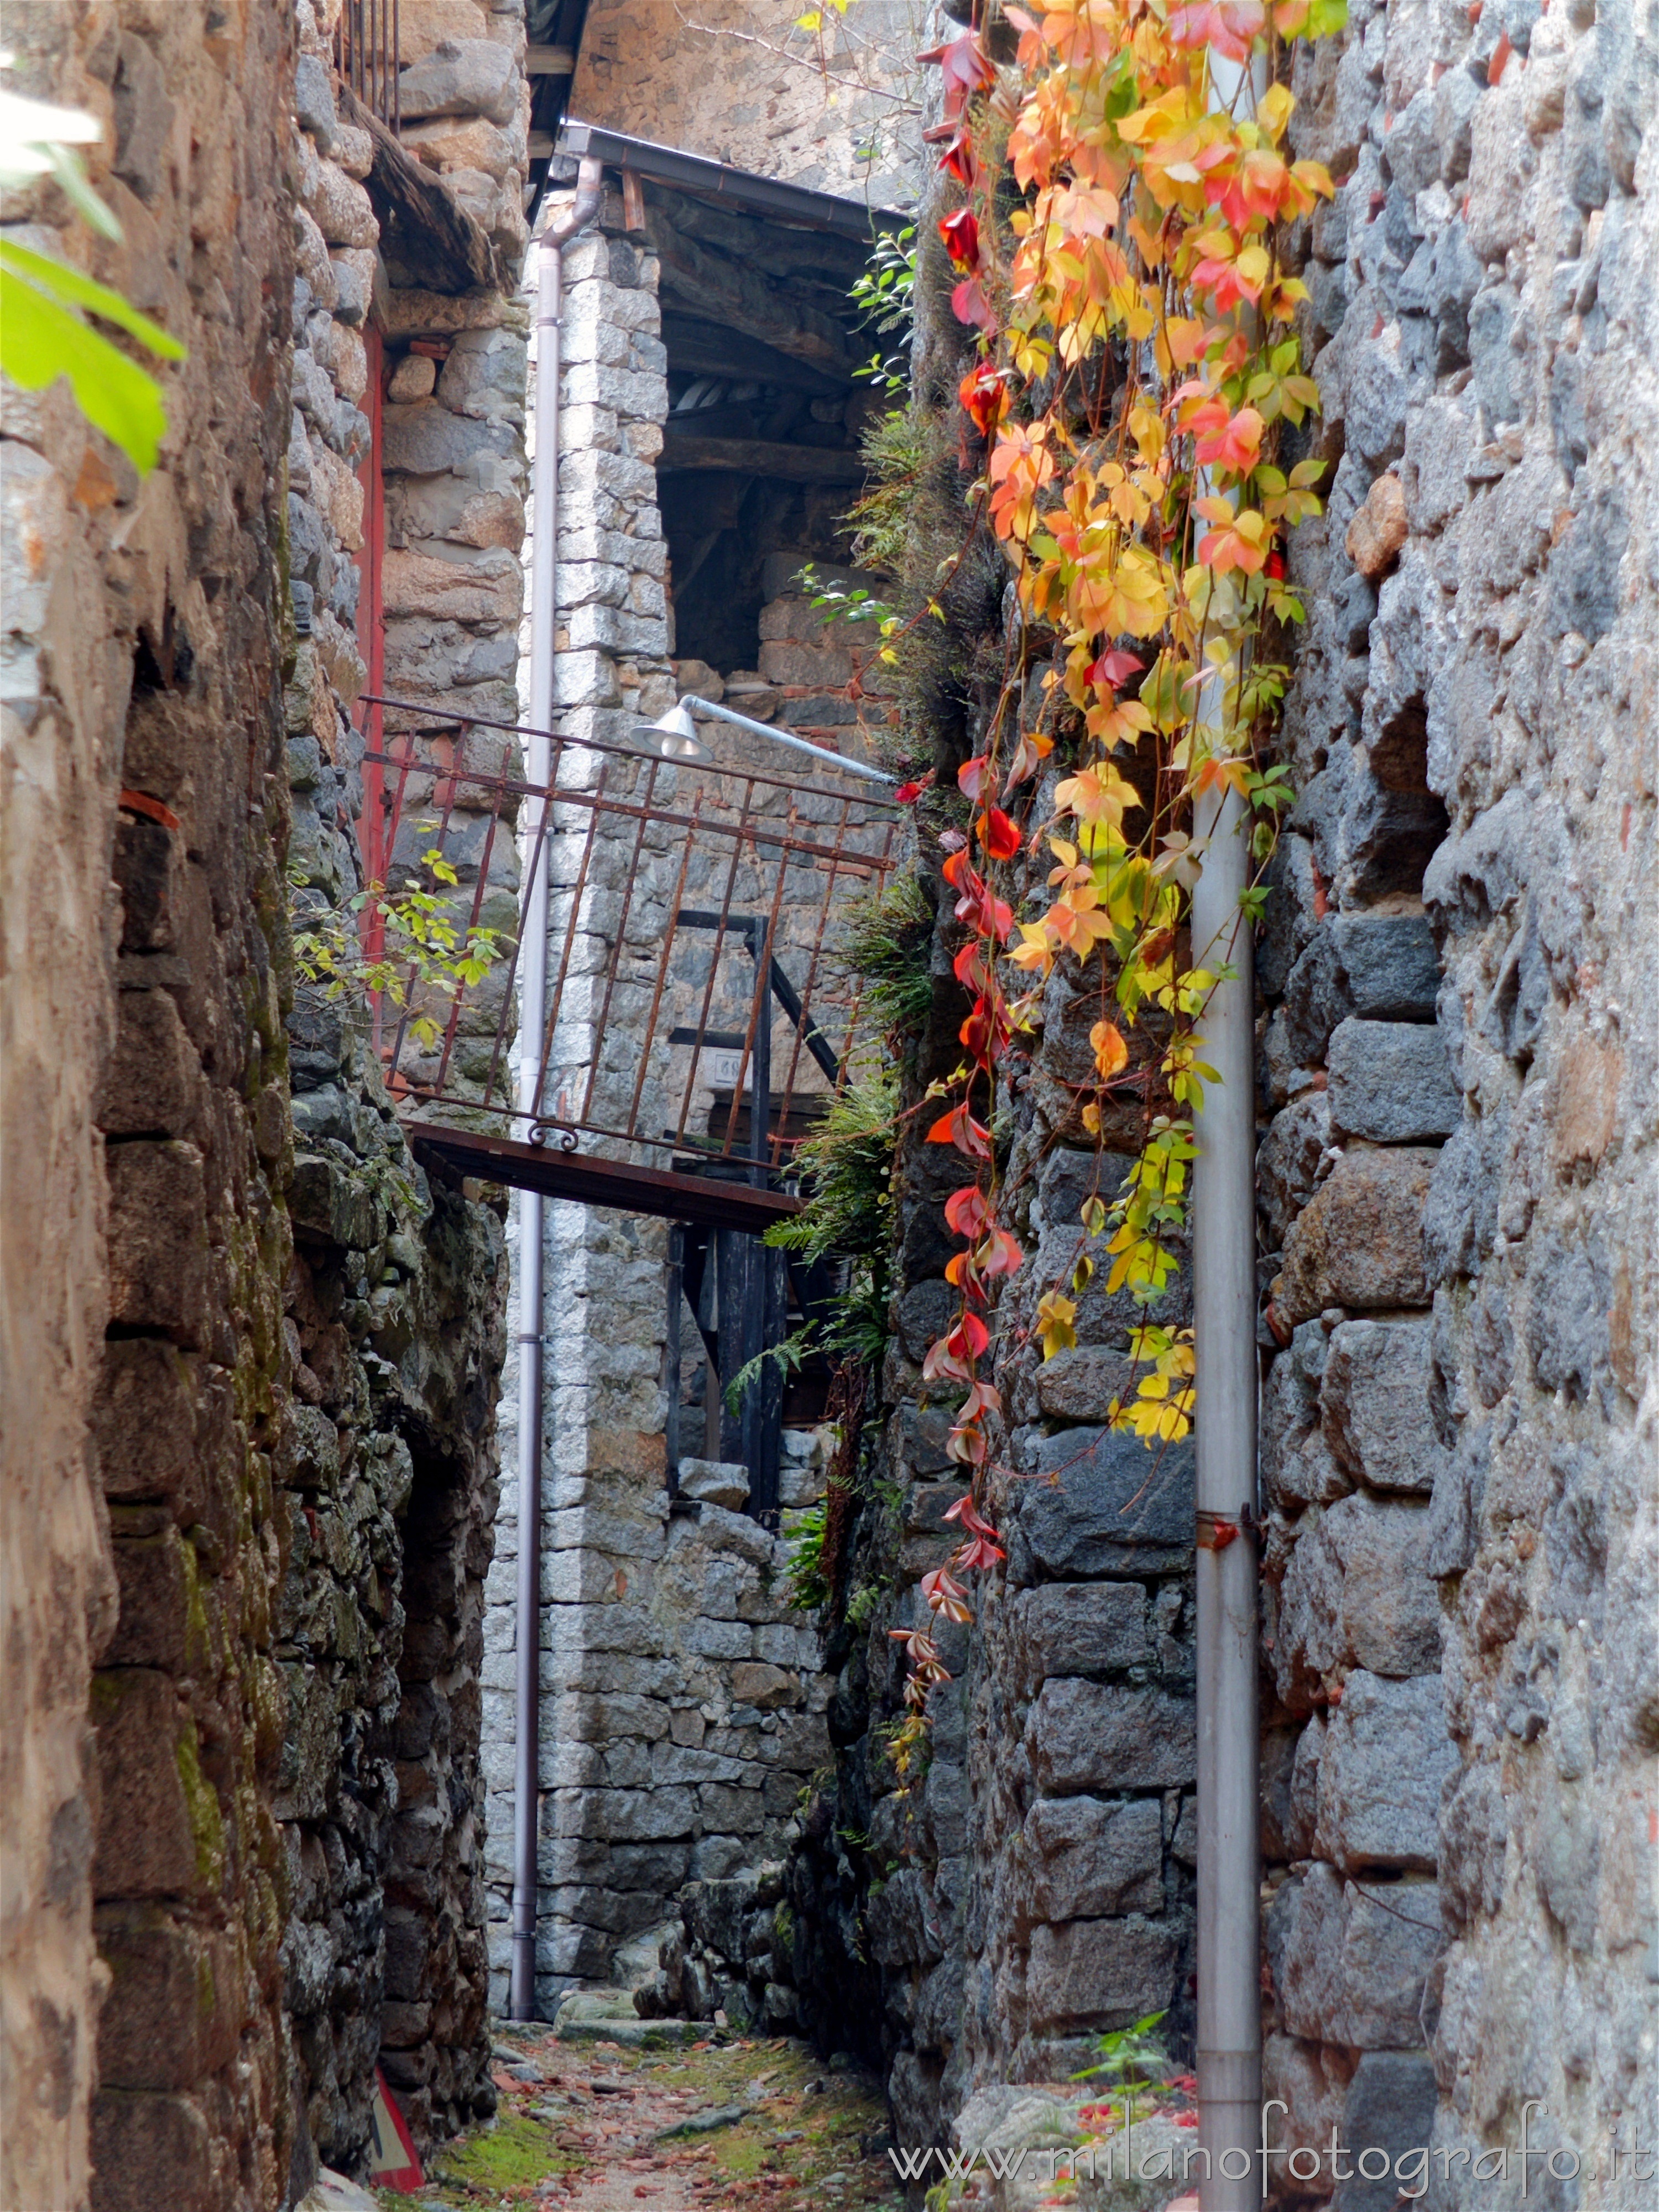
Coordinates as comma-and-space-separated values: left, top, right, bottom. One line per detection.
3, 7, 299, 2208
281, 0, 528, 2172
4, 1, 524, 2203
1261, 0, 1657, 2197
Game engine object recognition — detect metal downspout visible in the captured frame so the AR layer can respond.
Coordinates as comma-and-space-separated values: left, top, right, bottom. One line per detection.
1191, 773, 1260, 2208
512, 155, 604, 2024
1192, 48, 1264, 2204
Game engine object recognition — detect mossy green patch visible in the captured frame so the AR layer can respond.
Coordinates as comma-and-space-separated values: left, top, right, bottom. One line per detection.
431, 2112, 573, 2192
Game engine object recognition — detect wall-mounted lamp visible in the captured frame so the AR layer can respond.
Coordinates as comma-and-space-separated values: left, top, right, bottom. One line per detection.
632, 695, 897, 787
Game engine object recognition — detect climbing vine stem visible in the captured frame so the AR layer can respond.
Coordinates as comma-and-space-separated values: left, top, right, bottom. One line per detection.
886, 0, 1343, 1785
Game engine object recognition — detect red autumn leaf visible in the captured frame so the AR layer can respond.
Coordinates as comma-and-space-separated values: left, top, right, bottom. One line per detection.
1166, 0, 1265, 60
894, 780, 925, 804
958, 1379, 1003, 1421
941, 844, 973, 887
944, 1249, 988, 1303
1265, 549, 1287, 579
952, 939, 992, 994
959, 990, 1010, 1068
918, 32, 997, 118
954, 874, 1014, 943
978, 806, 1021, 860
944, 1185, 992, 1238
944, 1494, 1000, 1538
957, 754, 992, 801
1086, 648, 1144, 690
975, 1222, 1025, 1276
953, 1532, 1006, 1572
926, 1102, 993, 1158
937, 129, 979, 187
920, 1563, 975, 1623
1003, 729, 1053, 790
951, 275, 997, 332
959, 362, 1010, 437
938, 207, 980, 268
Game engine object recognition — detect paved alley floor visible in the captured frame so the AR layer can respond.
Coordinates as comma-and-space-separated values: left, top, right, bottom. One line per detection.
391, 2028, 908, 2212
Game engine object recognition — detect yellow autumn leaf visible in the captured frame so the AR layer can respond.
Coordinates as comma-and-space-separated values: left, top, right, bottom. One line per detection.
1035, 1291, 1078, 1361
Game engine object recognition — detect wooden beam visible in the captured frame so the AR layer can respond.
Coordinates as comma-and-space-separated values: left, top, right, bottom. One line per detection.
660, 312, 848, 395
411, 1126, 800, 1232
526, 44, 576, 73
648, 210, 855, 375
338, 85, 497, 295
659, 433, 865, 483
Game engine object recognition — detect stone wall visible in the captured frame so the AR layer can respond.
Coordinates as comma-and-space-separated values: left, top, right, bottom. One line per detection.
2, 6, 299, 2208
786, 11, 1657, 2185
3, 1, 524, 2203
570, 0, 925, 208
1264, 0, 1657, 2195
281, 0, 527, 2171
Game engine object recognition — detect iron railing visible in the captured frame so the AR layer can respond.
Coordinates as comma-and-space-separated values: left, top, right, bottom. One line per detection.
353, 693, 900, 1186
335, 0, 401, 132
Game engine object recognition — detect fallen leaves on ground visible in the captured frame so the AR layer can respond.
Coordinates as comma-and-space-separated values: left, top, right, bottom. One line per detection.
398, 2030, 904, 2212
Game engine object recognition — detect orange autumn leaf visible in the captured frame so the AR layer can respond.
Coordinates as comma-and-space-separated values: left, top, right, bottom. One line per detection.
1091, 1018, 1129, 1080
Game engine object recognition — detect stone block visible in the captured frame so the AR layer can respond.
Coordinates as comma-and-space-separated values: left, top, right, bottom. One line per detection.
699, 1783, 767, 1836
677, 1458, 749, 1510
551, 1787, 695, 1842
1320, 1320, 1451, 1494
1344, 473, 1407, 580
1014, 1426, 1194, 1579
1017, 1583, 1150, 1682
106, 1142, 208, 1348
1273, 1493, 1442, 1710
95, 1906, 238, 2091
436, 326, 528, 421
1316, 1671, 1457, 1874
1273, 1863, 1443, 2048
1034, 1346, 1136, 1422
682, 1617, 751, 1660
103, 1529, 197, 1673
1277, 1149, 1437, 1322
382, 545, 520, 623
1263, 2031, 1355, 2184
1332, 2052, 1438, 2212
1258, 1092, 1333, 1254
1025, 1920, 1178, 2035
1024, 1796, 1164, 1919
397, 36, 518, 124
93, 1338, 200, 1506
91, 2090, 215, 2212
729, 1662, 797, 1710
757, 637, 855, 689
1026, 1682, 1196, 1792
92, 1672, 222, 1898
1327, 1020, 1460, 1142
383, 403, 518, 476
98, 988, 202, 1138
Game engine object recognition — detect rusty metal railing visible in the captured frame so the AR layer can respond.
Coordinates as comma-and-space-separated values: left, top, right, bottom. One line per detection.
351, 694, 900, 1190
335, 0, 401, 132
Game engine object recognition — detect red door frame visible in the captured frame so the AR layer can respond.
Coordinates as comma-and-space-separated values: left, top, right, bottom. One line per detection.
357, 320, 387, 891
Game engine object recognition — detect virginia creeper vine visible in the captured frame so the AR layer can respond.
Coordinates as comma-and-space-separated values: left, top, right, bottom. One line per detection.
886, 0, 1344, 1785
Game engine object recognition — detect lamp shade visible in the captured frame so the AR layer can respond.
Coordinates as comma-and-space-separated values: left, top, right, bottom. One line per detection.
634, 702, 713, 762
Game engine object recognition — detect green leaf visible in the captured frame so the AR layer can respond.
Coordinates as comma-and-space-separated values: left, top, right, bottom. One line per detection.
0, 263, 171, 471
0, 241, 184, 357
